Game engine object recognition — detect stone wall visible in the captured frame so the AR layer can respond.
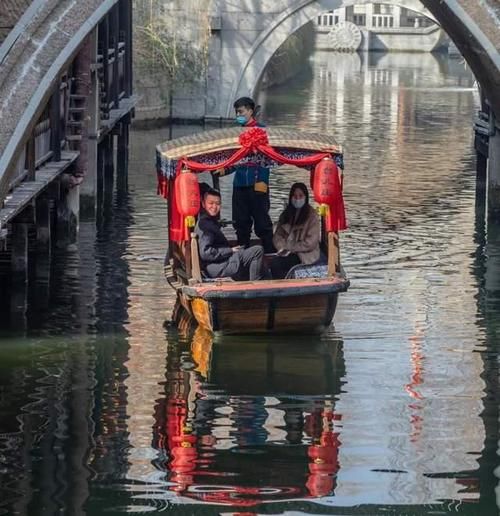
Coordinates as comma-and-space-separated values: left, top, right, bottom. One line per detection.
0, 0, 33, 44
133, 0, 212, 122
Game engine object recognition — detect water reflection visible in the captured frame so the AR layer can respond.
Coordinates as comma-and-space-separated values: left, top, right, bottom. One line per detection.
151, 327, 345, 506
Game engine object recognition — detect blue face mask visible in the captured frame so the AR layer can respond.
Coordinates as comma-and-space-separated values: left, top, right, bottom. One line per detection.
292, 198, 306, 209
236, 115, 247, 126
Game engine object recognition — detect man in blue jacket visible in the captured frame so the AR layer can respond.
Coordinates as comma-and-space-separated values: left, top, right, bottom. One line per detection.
195, 189, 264, 280
231, 97, 275, 253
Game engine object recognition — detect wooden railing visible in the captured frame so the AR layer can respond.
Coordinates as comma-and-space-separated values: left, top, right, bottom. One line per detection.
8, 81, 68, 192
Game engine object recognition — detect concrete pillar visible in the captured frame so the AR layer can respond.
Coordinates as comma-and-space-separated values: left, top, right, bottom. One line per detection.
484, 220, 500, 295
392, 6, 401, 29
205, 29, 223, 120
10, 222, 29, 330
96, 142, 105, 220
103, 135, 115, 216
344, 6, 353, 23
79, 28, 100, 220
33, 195, 52, 312
339, 7, 347, 23
56, 182, 80, 249
116, 119, 130, 196
36, 195, 52, 256
365, 4, 374, 30
488, 123, 500, 221
475, 151, 487, 231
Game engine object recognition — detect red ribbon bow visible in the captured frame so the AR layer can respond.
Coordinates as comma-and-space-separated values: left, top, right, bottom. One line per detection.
238, 127, 269, 151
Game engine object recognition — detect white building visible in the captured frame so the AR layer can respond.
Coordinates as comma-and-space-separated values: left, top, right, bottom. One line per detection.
315, 3, 449, 52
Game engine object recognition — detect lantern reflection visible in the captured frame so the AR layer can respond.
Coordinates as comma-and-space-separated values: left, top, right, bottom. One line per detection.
152, 326, 346, 506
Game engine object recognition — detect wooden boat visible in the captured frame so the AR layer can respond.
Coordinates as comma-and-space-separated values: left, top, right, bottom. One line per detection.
156, 126, 349, 334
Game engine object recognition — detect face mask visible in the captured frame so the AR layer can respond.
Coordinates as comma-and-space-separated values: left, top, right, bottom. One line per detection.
236, 115, 247, 126
292, 198, 305, 209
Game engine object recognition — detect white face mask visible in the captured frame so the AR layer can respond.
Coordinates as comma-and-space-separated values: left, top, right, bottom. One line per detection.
291, 198, 305, 209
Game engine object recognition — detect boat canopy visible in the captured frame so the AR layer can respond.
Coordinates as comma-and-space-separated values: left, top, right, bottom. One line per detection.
156, 127, 344, 183
156, 127, 347, 242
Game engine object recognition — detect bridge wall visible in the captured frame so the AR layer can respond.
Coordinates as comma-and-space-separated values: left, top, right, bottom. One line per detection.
0, 0, 120, 203
208, 0, 437, 119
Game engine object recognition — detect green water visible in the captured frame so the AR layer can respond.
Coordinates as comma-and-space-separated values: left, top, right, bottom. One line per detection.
1, 51, 499, 515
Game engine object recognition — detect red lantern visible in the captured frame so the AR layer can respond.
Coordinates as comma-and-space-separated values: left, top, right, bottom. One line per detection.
313, 157, 339, 209
175, 169, 200, 228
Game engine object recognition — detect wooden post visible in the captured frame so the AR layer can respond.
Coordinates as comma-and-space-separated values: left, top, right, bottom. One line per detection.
26, 136, 36, 181
99, 15, 110, 118
110, 4, 120, 108
190, 233, 202, 283
50, 88, 61, 161
123, 0, 133, 97
327, 231, 339, 276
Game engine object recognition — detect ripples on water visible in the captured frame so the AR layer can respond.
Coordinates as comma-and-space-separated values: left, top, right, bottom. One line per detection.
1, 52, 499, 515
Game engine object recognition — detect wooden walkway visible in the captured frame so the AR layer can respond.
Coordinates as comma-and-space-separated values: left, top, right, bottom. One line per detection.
0, 151, 79, 234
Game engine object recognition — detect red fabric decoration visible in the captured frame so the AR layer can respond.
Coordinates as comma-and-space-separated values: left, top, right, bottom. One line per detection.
313, 159, 347, 233
169, 162, 190, 242
239, 127, 269, 151
157, 170, 168, 198
175, 170, 200, 228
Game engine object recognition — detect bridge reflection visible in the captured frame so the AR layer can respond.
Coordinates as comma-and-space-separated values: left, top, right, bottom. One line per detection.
152, 327, 345, 506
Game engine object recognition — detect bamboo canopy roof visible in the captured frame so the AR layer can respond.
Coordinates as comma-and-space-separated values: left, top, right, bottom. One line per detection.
157, 127, 342, 160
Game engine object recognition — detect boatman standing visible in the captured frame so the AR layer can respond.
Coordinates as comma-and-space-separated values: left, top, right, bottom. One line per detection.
229, 97, 275, 254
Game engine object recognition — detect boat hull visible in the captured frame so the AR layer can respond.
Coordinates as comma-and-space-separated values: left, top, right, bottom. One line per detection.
177, 277, 348, 335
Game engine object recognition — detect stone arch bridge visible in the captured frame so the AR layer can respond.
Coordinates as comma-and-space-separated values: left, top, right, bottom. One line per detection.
0, 0, 499, 215
206, 0, 441, 119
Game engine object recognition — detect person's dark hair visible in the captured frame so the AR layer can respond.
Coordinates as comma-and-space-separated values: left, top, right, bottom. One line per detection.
279, 182, 311, 226
234, 97, 255, 112
203, 188, 221, 200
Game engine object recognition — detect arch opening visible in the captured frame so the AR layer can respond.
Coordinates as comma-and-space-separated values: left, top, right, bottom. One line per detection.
225, 0, 499, 122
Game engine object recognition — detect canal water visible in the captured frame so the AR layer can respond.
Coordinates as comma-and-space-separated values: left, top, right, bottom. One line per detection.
1, 51, 499, 515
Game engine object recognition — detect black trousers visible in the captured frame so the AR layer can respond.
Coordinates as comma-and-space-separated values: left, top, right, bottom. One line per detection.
232, 186, 275, 253
270, 253, 301, 279
206, 245, 264, 281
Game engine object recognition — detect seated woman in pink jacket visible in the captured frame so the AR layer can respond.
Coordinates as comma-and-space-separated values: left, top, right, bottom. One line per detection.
271, 182, 321, 279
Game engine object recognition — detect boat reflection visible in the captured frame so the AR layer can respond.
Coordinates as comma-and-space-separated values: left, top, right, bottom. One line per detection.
152, 326, 346, 507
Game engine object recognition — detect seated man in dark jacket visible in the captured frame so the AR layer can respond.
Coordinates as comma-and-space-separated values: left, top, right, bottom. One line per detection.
195, 189, 264, 281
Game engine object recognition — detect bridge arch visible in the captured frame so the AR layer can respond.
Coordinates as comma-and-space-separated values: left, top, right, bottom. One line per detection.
225, 0, 500, 121
0, 0, 121, 202
226, 0, 436, 118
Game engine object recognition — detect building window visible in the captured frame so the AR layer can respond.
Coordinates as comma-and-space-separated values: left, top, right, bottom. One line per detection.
329, 14, 333, 25
317, 15, 322, 25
